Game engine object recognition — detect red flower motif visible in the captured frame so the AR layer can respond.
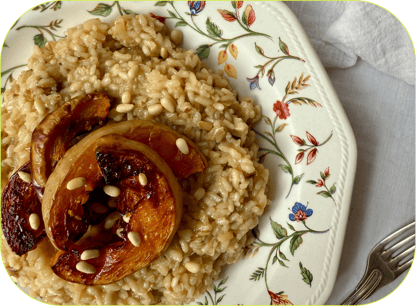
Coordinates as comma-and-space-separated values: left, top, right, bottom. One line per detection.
295, 152, 304, 164
273, 100, 290, 120
242, 4, 256, 28
306, 131, 318, 146
290, 135, 303, 146
218, 9, 237, 22
268, 291, 294, 305
324, 167, 330, 178
316, 179, 324, 187
307, 148, 318, 165
149, 13, 166, 24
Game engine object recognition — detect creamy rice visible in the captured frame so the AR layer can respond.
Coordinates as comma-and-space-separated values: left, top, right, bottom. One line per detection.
1, 14, 268, 305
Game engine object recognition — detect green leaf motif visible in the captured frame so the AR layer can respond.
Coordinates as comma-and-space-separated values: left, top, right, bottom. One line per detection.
279, 251, 288, 261
317, 191, 331, 198
306, 180, 316, 184
290, 233, 303, 255
292, 174, 304, 184
175, 21, 188, 27
270, 218, 287, 239
206, 18, 223, 38
219, 277, 228, 286
299, 262, 313, 286
3, 42, 8, 48
217, 295, 225, 303
241, 9, 248, 27
287, 222, 295, 231
320, 171, 326, 180
279, 259, 287, 267
155, 1, 169, 6
123, 9, 135, 15
205, 296, 208, 305
279, 37, 289, 55
263, 115, 272, 126
88, 3, 112, 17
272, 255, 278, 265
329, 184, 336, 194
33, 34, 47, 48
255, 42, 264, 55
276, 123, 288, 132
195, 45, 210, 60
250, 267, 265, 281
279, 164, 290, 173
167, 10, 177, 18
55, 2, 62, 11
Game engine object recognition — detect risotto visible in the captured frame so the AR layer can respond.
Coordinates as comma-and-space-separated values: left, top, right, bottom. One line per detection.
1, 13, 269, 305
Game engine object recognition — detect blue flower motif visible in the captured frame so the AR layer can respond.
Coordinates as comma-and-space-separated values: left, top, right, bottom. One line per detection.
246, 75, 261, 90
289, 202, 313, 222
188, 1, 206, 15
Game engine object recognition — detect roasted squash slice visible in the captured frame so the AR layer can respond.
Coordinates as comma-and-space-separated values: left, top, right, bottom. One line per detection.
1, 162, 46, 255
47, 135, 182, 285
31, 92, 111, 199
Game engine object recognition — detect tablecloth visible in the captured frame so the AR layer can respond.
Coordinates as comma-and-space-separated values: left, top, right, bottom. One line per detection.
283, 1, 415, 305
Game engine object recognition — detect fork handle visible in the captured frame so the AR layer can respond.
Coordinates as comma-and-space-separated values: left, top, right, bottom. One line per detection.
341, 269, 383, 305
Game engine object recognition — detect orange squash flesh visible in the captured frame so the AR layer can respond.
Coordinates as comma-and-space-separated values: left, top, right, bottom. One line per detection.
31, 92, 111, 199
49, 135, 182, 285
1, 162, 46, 255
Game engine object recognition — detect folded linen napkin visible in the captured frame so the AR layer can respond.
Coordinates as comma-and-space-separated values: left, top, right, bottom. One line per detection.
284, 1, 415, 85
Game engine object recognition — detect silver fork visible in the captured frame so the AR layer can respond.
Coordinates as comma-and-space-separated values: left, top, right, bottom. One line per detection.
341, 221, 415, 305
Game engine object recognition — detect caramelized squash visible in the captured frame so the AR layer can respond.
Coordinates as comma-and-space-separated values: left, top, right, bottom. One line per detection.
47, 135, 182, 285
1, 162, 46, 255
31, 93, 111, 199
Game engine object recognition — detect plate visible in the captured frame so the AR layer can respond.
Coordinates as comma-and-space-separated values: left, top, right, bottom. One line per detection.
1, 1, 357, 305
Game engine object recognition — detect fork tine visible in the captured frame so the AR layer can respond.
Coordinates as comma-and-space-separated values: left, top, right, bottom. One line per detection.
395, 257, 414, 277
379, 221, 415, 247
383, 233, 415, 258
390, 245, 415, 266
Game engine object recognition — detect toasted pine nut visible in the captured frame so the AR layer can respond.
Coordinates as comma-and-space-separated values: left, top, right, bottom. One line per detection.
81, 249, 100, 260
123, 213, 131, 223
29, 213, 40, 230
161, 97, 175, 113
103, 185, 121, 197
139, 173, 148, 186
67, 177, 86, 190
194, 188, 206, 201
184, 261, 200, 273
170, 30, 183, 45
176, 138, 189, 154
17, 171, 31, 183
160, 47, 168, 59
104, 212, 121, 230
116, 228, 124, 238
116, 104, 134, 113
148, 104, 163, 116
121, 91, 132, 103
91, 203, 108, 214
128, 231, 141, 247
76, 261, 96, 274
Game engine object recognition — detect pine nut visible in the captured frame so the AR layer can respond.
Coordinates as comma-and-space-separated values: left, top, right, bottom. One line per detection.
17, 171, 31, 183
91, 203, 108, 214
104, 212, 121, 229
81, 249, 100, 260
148, 104, 163, 116
121, 91, 132, 104
197, 121, 213, 131
76, 261, 96, 274
139, 173, 148, 186
170, 30, 183, 45
103, 185, 121, 197
184, 261, 200, 273
67, 177, 86, 190
29, 213, 40, 230
194, 188, 206, 201
116, 104, 134, 113
160, 47, 168, 59
123, 213, 131, 223
128, 65, 140, 79
128, 231, 141, 247
116, 228, 123, 238
161, 97, 175, 112
176, 138, 189, 154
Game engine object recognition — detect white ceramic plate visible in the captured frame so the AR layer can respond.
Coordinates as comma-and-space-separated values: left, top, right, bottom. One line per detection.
1, 1, 357, 305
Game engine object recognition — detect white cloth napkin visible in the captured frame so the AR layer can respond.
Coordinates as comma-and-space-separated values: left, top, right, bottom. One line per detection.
284, 1, 415, 85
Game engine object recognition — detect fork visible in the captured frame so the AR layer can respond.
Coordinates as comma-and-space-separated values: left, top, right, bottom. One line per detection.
341, 221, 415, 305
